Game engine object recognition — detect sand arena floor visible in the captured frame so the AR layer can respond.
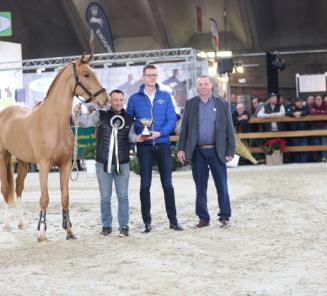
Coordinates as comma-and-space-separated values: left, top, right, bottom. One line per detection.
0, 163, 326, 296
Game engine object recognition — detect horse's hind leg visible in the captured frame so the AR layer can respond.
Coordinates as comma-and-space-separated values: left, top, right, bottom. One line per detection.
37, 161, 50, 242
15, 160, 28, 230
60, 160, 76, 240
0, 150, 14, 231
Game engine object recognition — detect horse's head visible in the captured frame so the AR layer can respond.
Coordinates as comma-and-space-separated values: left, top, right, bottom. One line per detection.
72, 54, 108, 107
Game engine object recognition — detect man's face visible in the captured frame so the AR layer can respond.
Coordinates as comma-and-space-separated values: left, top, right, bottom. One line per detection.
197, 77, 212, 97
143, 68, 158, 87
110, 92, 124, 111
252, 98, 259, 109
230, 94, 238, 104
236, 103, 245, 114
269, 96, 278, 105
295, 100, 304, 108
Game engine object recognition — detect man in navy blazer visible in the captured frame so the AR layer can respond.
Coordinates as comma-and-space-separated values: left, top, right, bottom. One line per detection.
177, 75, 235, 228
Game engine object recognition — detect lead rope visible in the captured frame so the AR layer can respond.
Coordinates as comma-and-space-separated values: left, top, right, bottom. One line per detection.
70, 113, 80, 181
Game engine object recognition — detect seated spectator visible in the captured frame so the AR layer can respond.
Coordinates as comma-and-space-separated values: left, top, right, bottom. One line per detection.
251, 97, 264, 117
306, 95, 314, 106
257, 92, 286, 131
232, 103, 251, 133
286, 98, 309, 163
323, 93, 327, 105
308, 95, 327, 162
230, 93, 238, 113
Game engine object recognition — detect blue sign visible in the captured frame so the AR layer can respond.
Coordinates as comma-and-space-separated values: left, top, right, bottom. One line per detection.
86, 2, 114, 52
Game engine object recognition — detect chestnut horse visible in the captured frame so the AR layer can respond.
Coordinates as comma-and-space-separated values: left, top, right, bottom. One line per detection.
0, 55, 108, 241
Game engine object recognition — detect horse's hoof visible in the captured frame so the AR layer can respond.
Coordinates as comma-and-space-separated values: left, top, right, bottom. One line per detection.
37, 236, 49, 243
66, 233, 77, 240
18, 223, 27, 230
3, 224, 12, 232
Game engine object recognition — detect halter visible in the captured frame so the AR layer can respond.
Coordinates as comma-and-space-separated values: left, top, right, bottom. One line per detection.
72, 62, 106, 104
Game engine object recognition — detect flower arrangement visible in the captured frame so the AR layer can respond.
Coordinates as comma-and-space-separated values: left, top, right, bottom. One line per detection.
261, 138, 287, 155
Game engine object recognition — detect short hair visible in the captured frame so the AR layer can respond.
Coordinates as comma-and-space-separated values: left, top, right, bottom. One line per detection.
143, 64, 157, 74
110, 89, 124, 96
196, 75, 213, 86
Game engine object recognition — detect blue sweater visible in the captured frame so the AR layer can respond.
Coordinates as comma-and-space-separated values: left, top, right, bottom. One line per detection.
127, 84, 176, 144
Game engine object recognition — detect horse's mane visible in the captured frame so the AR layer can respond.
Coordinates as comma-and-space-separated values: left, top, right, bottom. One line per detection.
45, 62, 74, 98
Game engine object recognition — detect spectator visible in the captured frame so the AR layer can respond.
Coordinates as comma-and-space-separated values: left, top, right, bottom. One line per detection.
232, 103, 251, 133
251, 97, 264, 117
230, 93, 238, 113
257, 92, 286, 131
286, 98, 309, 163
308, 95, 327, 162
306, 95, 314, 106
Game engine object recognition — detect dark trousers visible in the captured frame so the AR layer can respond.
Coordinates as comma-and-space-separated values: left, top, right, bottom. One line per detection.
292, 137, 308, 163
137, 143, 177, 225
191, 147, 231, 221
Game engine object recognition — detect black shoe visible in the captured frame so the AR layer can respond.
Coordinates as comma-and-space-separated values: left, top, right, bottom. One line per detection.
141, 224, 152, 233
100, 226, 112, 236
219, 219, 230, 228
169, 223, 183, 231
118, 226, 129, 237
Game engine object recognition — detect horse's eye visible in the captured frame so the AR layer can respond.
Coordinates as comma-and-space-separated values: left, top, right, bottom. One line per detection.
84, 73, 90, 78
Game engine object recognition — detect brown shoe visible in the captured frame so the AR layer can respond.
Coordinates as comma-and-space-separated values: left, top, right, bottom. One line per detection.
196, 219, 210, 228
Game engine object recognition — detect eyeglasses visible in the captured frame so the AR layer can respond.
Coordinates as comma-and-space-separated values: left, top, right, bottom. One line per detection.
144, 74, 158, 78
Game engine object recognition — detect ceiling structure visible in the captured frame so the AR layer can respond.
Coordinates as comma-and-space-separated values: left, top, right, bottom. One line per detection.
1, 0, 327, 59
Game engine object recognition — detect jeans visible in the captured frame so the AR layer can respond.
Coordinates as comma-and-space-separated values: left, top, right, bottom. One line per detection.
96, 161, 129, 229
292, 137, 309, 163
136, 143, 177, 225
191, 147, 231, 221
313, 136, 327, 158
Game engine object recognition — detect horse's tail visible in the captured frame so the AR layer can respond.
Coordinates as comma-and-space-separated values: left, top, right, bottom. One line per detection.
5, 158, 15, 205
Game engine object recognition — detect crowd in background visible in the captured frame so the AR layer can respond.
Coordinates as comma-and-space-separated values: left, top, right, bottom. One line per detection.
231, 93, 327, 163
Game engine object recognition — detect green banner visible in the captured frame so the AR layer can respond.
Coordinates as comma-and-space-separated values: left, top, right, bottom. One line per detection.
0, 12, 12, 36
71, 126, 96, 159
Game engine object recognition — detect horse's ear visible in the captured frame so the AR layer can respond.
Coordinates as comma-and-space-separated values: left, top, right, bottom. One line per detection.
79, 52, 88, 64
87, 54, 93, 63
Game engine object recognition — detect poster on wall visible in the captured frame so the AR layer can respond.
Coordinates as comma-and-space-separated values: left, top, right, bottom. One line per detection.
101, 62, 191, 114
23, 62, 191, 114
0, 41, 23, 109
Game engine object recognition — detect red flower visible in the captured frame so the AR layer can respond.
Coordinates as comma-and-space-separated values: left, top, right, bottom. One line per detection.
261, 138, 287, 155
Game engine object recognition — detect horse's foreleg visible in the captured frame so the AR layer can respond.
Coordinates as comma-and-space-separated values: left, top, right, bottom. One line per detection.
15, 160, 29, 230
60, 160, 76, 240
37, 162, 50, 242
0, 151, 13, 231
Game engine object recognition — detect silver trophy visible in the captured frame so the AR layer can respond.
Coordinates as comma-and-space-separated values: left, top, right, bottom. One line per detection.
140, 118, 153, 136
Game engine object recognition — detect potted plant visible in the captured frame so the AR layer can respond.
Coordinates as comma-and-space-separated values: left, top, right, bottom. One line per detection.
261, 138, 287, 165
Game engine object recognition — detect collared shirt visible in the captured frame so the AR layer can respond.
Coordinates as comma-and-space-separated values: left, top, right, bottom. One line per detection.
144, 89, 156, 106
198, 96, 216, 145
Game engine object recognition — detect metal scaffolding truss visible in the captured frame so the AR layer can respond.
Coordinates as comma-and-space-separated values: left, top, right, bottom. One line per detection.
0, 48, 197, 72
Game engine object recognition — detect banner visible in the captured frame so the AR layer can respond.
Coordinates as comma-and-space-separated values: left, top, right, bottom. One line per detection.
0, 12, 12, 36
71, 126, 96, 159
0, 41, 23, 109
85, 3, 114, 52
209, 17, 220, 52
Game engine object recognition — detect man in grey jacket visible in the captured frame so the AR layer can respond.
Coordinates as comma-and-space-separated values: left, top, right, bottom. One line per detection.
177, 75, 235, 228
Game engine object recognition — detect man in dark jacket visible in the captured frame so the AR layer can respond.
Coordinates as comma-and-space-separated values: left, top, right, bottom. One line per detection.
286, 97, 309, 162
177, 75, 235, 228
127, 64, 183, 233
76, 89, 143, 237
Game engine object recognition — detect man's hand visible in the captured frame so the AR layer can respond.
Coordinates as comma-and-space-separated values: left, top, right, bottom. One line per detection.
136, 134, 150, 142
146, 131, 161, 140
226, 155, 234, 162
177, 151, 186, 165
73, 104, 82, 114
